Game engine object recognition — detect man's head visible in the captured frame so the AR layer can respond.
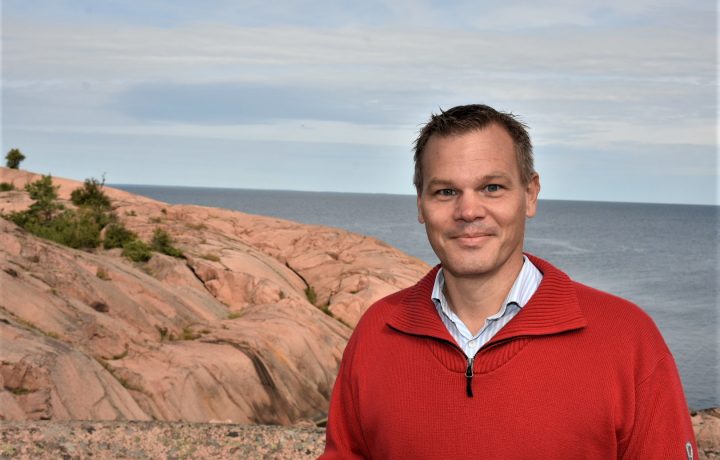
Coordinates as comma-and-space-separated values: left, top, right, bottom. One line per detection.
414, 104, 535, 195
414, 104, 540, 281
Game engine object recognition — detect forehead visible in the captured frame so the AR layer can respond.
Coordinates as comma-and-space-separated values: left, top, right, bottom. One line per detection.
422, 125, 519, 180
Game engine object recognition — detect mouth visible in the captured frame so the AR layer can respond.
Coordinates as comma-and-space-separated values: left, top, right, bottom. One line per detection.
451, 233, 494, 246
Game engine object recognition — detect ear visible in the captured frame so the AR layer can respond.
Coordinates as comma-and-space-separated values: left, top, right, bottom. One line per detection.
525, 173, 541, 218
417, 194, 425, 224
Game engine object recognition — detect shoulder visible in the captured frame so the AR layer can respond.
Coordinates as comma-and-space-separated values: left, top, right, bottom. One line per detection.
570, 279, 673, 383
573, 281, 663, 337
352, 283, 417, 335
347, 266, 438, 342
356, 266, 438, 327
529, 254, 670, 361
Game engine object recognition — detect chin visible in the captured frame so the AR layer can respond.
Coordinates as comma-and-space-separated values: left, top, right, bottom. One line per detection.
441, 260, 496, 278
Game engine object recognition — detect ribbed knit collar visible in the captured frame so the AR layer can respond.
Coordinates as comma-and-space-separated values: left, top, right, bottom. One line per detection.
387, 254, 587, 346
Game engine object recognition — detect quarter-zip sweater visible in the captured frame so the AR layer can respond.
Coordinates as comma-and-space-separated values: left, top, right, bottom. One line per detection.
321, 255, 697, 459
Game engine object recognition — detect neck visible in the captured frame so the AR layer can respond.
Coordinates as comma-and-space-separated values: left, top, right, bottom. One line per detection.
443, 255, 524, 335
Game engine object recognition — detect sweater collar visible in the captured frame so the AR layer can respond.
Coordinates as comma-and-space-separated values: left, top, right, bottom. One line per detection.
386, 254, 587, 344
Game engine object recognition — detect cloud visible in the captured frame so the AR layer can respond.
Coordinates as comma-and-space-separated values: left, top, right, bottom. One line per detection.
114, 82, 448, 125
2, 0, 716, 204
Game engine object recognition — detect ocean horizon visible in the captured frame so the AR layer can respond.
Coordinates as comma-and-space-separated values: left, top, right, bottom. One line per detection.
113, 183, 719, 410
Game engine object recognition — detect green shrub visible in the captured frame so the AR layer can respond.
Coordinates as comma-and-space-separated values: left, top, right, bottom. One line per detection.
20, 209, 101, 249
103, 223, 137, 249
5, 148, 25, 169
0, 182, 16, 191
25, 175, 63, 223
2, 175, 126, 252
122, 239, 152, 262
305, 286, 317, 305
151, 228, 183, 258
71, 177, 111, 211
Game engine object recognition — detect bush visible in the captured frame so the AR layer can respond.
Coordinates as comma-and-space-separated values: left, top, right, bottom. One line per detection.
25, 175, 63, 223
122, 239, 152, 262
150, 228, 184, 258
62, 210, 104, 249
103, 223, 137, 249
5, 148, 25, 169
0, 182, 16, 191
21, 209, 102, 249
3, 175, 120, 251
5, 175, 63, 231
71, 177, 111, 211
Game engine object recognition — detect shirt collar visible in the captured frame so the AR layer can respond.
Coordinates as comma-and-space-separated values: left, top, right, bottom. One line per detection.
431, 255, 542, 318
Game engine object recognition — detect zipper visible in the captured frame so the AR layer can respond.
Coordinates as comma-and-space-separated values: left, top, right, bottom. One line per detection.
465, 356, 474, 397
463, 336, 529, 398
388, 323, 529, 398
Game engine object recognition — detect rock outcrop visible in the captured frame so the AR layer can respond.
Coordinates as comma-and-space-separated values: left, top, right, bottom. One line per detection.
0, 168, 430, 424
2, 168, 717, 456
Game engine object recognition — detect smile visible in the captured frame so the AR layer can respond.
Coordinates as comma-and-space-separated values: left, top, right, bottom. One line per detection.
452, 234, 493, 245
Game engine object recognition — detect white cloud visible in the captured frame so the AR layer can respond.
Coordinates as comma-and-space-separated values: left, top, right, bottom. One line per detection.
1, 0, 716, 203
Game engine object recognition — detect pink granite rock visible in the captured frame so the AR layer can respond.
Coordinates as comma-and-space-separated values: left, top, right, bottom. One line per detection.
692, 408, 720, 459
0, 167, 430, 423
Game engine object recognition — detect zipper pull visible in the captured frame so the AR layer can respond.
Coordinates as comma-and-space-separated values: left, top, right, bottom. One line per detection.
465, 356, 474, 397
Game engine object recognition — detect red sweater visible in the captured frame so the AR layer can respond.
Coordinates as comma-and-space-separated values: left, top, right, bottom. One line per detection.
321, 255, 697, 459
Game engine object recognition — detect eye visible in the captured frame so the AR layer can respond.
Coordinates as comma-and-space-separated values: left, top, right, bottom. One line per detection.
435, 188, 457, 197
485, 184, 502, 193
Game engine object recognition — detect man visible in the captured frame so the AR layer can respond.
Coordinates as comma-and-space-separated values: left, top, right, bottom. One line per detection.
321, 104, 697, 459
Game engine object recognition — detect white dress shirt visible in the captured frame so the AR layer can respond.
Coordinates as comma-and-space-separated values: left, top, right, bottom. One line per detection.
431, 255, 543, 358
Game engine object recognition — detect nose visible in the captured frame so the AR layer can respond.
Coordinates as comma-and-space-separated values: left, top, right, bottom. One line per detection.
454, 192, 487, 222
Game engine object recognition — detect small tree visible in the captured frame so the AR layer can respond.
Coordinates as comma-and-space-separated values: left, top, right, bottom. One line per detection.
5, 149, 26, 169
71, 176, 111, 211
25, 175, 63, 223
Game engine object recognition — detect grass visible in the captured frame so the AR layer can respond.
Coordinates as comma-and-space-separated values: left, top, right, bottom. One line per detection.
179, 326, 200, 340
156, 325, 170, 341
156, 325, 202, 341
0, 444, 16, 457
200, 252, 221, 262
185, 222, 207, 231
96, 267, 111, 280
9, 387, 33, 395
305, 286, 317, 305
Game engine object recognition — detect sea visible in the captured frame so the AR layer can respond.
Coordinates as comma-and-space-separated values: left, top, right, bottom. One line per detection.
114, 184, 719, 410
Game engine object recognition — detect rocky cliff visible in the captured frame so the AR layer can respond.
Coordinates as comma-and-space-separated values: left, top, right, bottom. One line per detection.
1, 168, 717, 458
0, 168, 430, 424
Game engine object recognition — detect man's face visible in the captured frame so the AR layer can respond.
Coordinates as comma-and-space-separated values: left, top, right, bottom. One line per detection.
417, 124, 540, 280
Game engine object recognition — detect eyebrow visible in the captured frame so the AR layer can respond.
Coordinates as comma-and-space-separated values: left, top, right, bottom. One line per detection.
425, 173, 512, 188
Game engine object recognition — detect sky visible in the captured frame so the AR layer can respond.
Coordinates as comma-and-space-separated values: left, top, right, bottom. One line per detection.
1, 0, 717, 205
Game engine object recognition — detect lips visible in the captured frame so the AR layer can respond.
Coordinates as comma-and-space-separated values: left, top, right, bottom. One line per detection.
453, 233, 493, 239
451, 232, 494, 247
